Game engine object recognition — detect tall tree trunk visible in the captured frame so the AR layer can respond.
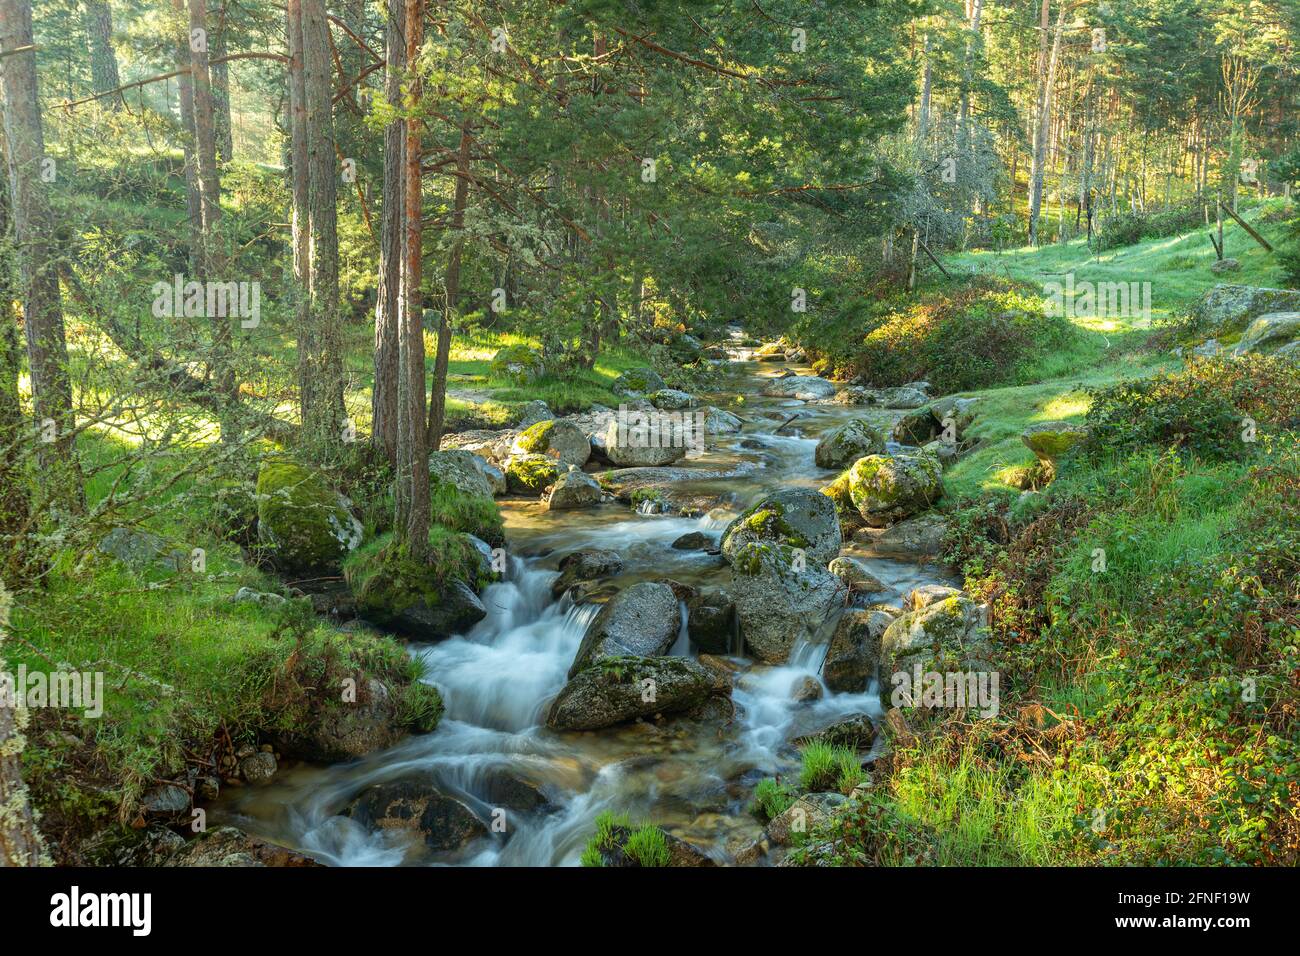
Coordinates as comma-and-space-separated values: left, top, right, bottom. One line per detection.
372, 0, 404, 465
0, 0, 84, 514
82, 1, 121, 108
1027, 2, 1065, 246
426, 121, 471, 450
187, 0, 237, 439
396, 0, 429, 559
210, 2, 234, 163
0, 182, 27, 542
286, 0, 311, 447
0, 580, 47, 866
299, 0, 344, 458
173, 0, 202, 273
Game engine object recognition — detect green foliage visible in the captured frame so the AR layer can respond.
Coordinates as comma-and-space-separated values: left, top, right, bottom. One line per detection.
799, 741, 861, 793
623, 825, 671, 868
749, 777, 796, 822
1093, 203, 1203, 252
343, 528, 485, 618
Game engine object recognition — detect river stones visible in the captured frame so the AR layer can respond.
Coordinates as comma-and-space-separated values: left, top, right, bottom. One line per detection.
814, 419, 886, 470
603, 419, 688, 467
903, 584, 962, 610
878, 594, 992, 702
546, 655, 728, 731
686, 589, 736, 655
551, 549, 624, 599
720, 488, 842, 567
767, 792, 846, 847
650, 388, 696, 410
862, 513, 948, 560
846, 453, 944, 527
761, 375, 837, 400
511, 419, 591, 469
672, 531, 711, 550
256, 459, 364, 574
346, 779, 488, 852
826, 555, 888, 593
567, 581, 681, 677
700, 406, 744, 433
793, 713, 877, 751
893, 396, 980, 445
612, 367, 667, 397
516, 400, 554, 429
428, 449, 497, 499
877, 385, 930, 409
547, 467, 604, 510
822, 605, 899, 693
728, 543, 843, 664
271, 676, 409, 763
504, 453, 560, 494
163, 826, 322, 867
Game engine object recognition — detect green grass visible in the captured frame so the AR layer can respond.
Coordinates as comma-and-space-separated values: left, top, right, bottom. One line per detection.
749, 777, 796, 822
799, 741, 862, 793
623, 824, 671, 867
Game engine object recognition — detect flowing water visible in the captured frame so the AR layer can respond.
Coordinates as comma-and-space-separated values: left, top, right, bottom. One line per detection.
215, 344, 956, 866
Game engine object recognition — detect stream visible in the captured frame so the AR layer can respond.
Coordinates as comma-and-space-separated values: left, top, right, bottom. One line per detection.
214, 346, 956, 865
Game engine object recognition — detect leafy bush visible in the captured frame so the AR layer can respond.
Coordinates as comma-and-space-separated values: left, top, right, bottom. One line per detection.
1084, 356, 1300, 461
798, 278, 1078, 394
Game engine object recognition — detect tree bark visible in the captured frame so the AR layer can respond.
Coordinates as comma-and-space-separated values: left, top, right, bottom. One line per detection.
1027, 2, 1065, 246
187, 0, 237, 438
210, 2, 234, 163
172, 0, 202, 273
0, 0, 84, 514
83, 1, 121, 108
0, 580, 47, 867
372, 0, 404, 465
426, 121, 471, 451
396, 0, 429, 559
299, 0, 345, 459
0, 181, 27, 541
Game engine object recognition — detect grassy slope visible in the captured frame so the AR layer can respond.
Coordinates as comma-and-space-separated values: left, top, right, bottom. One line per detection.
935, 201, 1291, 502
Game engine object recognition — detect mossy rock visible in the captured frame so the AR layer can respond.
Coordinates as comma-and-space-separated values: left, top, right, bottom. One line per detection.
1021, 421, 1089, 462
846, 453, 943, 527
511, 419, 591, 468
343, 530, 488, 640
814, 419, 885, 470
490, 344, 546, 384
721, 488, 842, 567
612, 367, 667, 397
256, 458, 363, 573
504, 453, 560, 495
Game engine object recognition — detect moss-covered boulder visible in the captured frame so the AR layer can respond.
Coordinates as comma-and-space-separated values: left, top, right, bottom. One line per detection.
256, 459, 363, 573
612, 367, 666, 397
728, 542, 843, 663
504, 453, 560, 494
510, 418, 591, 468
428, 449, 495, 499
344, 531, 489, 641
567, 581, 681, 677
878, 594, 992, 700
822, 605, 898, 693
721, 488, 842, 567
1231, 312, 1300, 356
846, 453, 943, 527
490, 344, 545, 384
1191, 284, 1300, 336
893, 396, 980, 445
546, 655, 728, 731
814, 419, 885, 470
1021, 421, 1089, 462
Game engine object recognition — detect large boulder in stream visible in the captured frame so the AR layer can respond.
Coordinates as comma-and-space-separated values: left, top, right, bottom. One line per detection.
428, 449, 497, 499
761, 375, 837, 401
822, 605, 899, 693
720, 488, 842, 568
878, 593, 993, 695
256, 459, 364, 574
511, 418, 591, 468
602, 417, 688, 467
504, 453, 561, 494
551, 549, 624, 600
546, 655, 728, 731
546, 467, 604, 510
728, 543, 843, 664
846, 453, 944, 527
814, 419, 886, 470
686, 589, 736, 655
568, 581, 681, 677
346, 779, 488, 852
344, 533, 488, 640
